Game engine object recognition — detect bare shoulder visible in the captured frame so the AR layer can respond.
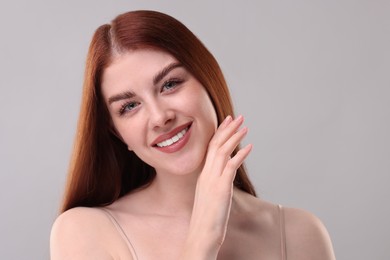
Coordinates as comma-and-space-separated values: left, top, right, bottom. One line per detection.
283, 207, 336, 260
230, 190, 335, 259
50, 207, 132, 260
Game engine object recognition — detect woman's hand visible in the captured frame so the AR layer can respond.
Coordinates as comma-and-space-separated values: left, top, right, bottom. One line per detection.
181, 115, 252, 259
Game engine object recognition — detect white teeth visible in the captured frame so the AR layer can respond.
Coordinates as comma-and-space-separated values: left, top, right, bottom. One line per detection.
156, 128, 188, 147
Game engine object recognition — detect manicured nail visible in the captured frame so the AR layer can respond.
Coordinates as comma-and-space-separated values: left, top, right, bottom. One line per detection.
222, 115, 232, 126
240, 126, 248, 133
245, 143, 253, 150
235, 115, 244, 122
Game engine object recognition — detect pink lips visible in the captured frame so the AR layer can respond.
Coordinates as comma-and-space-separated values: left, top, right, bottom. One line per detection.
151, 122, 192, 153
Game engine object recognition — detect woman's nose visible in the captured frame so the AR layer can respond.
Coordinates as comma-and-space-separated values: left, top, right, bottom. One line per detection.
148, 100, 175, 129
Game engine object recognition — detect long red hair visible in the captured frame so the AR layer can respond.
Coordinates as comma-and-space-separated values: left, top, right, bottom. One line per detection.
61, 10, 256, 213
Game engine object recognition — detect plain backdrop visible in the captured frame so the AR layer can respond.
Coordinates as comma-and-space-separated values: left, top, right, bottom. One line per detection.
0, 0, 389, 259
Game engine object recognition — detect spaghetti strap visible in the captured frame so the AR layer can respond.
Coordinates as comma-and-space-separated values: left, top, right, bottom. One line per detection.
278, 205, 287, 260
100, 208, 139, 260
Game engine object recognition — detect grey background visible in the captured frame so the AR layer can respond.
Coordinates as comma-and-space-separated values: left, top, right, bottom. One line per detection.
0, 0, 389, 259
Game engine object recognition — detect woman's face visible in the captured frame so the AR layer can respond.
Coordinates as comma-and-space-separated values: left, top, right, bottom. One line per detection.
101, 49, 218, 176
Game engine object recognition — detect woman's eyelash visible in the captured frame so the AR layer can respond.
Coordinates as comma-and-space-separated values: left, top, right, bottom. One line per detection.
118, 101, 139, 115
161, 78, 183, 92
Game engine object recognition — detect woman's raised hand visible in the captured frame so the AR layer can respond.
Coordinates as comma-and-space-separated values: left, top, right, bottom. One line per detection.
181, 115, 252, 259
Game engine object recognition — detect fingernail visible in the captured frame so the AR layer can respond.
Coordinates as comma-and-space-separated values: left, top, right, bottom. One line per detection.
223, 115, 232, 125
235, 115, 244, 122
241, 126, 248, 133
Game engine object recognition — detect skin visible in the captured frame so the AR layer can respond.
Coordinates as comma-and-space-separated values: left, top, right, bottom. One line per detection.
50, 49, 336, 260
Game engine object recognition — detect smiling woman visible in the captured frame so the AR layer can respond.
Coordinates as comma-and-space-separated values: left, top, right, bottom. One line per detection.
50, 10, 335, 260
102, 50, 219, 172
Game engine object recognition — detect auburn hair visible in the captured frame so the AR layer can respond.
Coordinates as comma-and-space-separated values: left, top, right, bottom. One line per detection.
61, 10, 256, 213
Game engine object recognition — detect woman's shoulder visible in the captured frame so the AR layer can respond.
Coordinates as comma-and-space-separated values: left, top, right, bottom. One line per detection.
51, 207, 110, 233
282, 206, 336, 260
50, 207, 133, 260
233, 190, 335, 259
51, 207, 109, 238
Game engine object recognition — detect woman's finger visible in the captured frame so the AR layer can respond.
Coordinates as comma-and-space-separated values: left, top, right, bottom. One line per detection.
208, 126, 248, 176
218, 126, 248, 157
223, 143, 253, 183
208, 115, 244, 151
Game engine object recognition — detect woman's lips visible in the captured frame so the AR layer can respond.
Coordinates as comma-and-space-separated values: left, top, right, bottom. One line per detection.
155, 127, 189, 147
151, 122, 192, 146
151, 122, 192, 153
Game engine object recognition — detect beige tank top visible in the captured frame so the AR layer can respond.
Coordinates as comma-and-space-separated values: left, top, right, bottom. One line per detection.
101, 205, 287, 260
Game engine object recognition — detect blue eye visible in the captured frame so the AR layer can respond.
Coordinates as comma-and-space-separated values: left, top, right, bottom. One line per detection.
162, 79, 182, 92
119, 101, 139, 115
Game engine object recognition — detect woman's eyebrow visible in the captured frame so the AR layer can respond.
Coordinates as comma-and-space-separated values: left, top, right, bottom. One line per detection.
153, 62, 182, 85
108, 91, 135, 105
108, 62, 182, 106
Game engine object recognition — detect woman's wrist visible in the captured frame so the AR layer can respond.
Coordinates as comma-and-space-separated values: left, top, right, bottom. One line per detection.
179, 228, 223, 260
180, 238, 219, 260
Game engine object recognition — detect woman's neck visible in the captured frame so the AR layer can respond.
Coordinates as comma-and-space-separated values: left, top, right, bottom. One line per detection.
136, 170, 199, 217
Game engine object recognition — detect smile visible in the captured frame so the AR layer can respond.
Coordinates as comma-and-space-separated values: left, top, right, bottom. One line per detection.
156, 127, 189, 147
151, 122, 192, 153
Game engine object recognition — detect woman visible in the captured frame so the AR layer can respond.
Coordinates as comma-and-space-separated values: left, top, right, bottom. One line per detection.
50, 10, 335, 260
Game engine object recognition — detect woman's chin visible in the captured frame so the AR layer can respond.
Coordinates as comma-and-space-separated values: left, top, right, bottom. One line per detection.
150, 149, 206, 176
